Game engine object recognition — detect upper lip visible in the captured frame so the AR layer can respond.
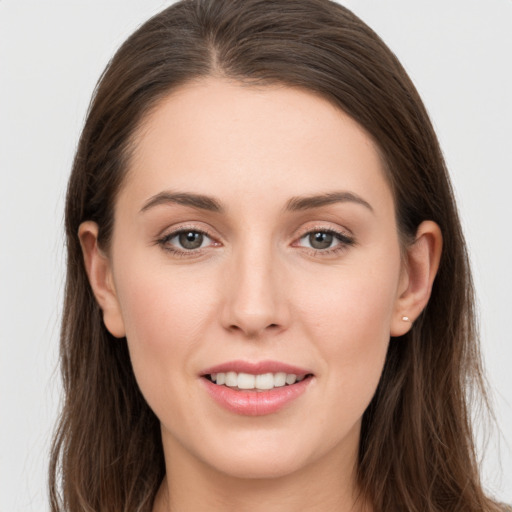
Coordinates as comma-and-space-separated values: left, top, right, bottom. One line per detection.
201, 360, 313, 376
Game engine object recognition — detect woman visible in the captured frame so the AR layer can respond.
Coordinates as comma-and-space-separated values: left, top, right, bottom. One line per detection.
49, 0, 509, 510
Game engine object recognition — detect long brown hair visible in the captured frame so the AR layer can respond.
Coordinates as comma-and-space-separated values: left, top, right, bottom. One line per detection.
50, 1, 506, 510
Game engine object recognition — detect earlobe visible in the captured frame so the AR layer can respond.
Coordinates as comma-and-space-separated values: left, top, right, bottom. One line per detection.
78, 221, 126, 338
390, 220, 443, 337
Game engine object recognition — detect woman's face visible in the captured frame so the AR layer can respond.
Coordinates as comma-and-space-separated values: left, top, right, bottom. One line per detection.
98, 78, 409, 480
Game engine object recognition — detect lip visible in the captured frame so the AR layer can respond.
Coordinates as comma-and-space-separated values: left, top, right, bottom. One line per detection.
200, 360, 314, 416
201, 359, 312, 376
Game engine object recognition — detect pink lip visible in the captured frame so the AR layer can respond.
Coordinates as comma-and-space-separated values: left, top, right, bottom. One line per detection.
201, 359, 312, 376
200, 360, 314, 416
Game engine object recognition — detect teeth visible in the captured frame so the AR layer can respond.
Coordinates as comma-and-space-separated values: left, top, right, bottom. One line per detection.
237, 373, 255, 389
255, 373, 274, 390
209, 371, 306, 390
225, 371, 237, 387
286, 374, 297, 385
274, 372, 287, 387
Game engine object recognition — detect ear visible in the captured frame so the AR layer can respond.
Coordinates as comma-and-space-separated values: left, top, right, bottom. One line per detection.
78, 221, 126, 338
390, 220, 443, 337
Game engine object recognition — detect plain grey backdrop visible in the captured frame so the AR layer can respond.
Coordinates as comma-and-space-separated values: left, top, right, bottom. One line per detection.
1, 1, 511, 510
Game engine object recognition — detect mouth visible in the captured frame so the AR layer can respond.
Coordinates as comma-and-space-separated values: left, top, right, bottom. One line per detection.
200, 361, 314, 415
203, 371, 313, 391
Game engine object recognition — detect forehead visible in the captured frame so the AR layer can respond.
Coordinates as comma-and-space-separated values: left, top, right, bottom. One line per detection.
122, 77, 393, 216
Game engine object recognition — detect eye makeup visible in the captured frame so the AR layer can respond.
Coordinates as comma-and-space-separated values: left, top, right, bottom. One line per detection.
295, 228, 355, 257
155, 223, 356, 259
155, 224, 220, 258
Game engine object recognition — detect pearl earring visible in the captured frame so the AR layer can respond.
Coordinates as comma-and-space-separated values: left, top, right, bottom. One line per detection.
401, 316, 411, 322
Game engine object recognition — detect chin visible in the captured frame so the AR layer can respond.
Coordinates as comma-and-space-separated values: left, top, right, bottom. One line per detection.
191, 427, 334, 481
208, 449, 311, 480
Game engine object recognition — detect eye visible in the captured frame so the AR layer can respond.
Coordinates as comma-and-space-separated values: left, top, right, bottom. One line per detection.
302, 231, 337, 250
296, 229, 354, 253
174, 230, 209, 250
158, 228, 216, 253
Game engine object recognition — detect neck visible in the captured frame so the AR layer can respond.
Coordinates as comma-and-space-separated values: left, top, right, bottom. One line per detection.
153, 433, 371, 512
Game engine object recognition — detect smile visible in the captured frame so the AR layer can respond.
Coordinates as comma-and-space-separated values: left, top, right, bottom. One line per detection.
200, 361, 314, 415
206, 371, 307, 391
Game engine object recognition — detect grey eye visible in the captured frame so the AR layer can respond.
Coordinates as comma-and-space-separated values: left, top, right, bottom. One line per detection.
178, 231, 205, 249
307, 231, 335, 250
158, 228, 217, 254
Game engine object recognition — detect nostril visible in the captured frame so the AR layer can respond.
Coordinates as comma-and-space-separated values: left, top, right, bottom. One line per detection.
227, 322, 281, 337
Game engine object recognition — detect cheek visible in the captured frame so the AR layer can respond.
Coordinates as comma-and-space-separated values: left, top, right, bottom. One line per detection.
296, 259, 399, 417
112, 260, 217, 394
298, 257, 399, 342
117, 258, 215, 336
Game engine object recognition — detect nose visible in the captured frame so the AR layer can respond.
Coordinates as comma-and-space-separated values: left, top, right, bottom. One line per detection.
220, 241, 290, 338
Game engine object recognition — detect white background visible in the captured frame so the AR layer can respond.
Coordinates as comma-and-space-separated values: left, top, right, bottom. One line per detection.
1, 1, 511, 510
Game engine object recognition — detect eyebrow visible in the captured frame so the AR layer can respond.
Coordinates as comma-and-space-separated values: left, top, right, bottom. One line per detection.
285, 191, 374, 213
140, 191, 224, 213
139, 190, 373, 215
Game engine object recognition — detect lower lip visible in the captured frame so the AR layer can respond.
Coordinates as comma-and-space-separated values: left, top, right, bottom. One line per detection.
201, 377, 313, 416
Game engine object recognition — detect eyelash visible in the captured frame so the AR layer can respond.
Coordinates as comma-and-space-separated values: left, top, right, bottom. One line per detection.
156, 226, 218, 258
295, 228, 355, 256
156, 226, 355, 258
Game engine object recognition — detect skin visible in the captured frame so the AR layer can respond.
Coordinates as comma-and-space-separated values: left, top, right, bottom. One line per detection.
80, 78, 442, 512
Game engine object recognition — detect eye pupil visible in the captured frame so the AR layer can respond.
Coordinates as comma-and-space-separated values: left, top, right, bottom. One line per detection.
309, 232, 333, 249
179, 231, 203, 249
